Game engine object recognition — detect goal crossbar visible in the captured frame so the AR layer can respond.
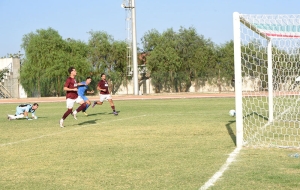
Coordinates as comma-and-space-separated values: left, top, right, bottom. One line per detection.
233, 12, 300, 149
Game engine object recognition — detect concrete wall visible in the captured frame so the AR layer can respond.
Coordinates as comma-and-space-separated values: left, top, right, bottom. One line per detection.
0, 58, 27, 98
0, 58, 12, 70
114, 78, 236, 95
113, 76, 262, 95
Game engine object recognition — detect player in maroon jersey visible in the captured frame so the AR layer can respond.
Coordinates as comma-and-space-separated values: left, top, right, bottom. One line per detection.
92, 73, 118, 115
59, 67, 87, 128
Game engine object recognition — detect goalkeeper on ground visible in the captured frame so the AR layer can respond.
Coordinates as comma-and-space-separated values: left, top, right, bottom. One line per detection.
7, 103, 39, 120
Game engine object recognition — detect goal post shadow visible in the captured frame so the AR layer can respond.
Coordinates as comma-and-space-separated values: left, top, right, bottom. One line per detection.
243, 112, 269, 121
226, 112, 269, 147
226, 120, 236, 146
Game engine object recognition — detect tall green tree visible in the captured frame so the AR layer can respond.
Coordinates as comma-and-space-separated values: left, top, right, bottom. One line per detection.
87, 31, 127, 94
44, 38, 90, 96
177, 27, 217, 92
142, 27, 218, 93
217, 40, 235, 88
21, 28, 65, 96
145, 29, 181, 92
21, 28, 90, 97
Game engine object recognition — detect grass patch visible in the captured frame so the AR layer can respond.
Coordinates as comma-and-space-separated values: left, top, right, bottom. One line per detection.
0, 98, 299, 189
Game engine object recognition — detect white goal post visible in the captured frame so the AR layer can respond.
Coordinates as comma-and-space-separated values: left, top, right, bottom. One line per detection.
233, 12, 300, 148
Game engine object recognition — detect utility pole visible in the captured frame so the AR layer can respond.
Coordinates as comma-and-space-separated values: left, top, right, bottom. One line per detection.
122, 0, 139, 95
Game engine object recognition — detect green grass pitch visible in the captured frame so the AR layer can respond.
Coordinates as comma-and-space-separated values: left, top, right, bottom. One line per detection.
0, 98, 299, 189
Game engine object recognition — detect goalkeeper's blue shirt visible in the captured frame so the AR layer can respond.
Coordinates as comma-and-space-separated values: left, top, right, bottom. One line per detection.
77, 81, 88, 97
16, 104, 36, 115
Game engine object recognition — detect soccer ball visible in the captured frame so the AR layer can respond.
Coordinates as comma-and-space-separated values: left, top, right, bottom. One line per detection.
33, 116, 38, 119
229, 110, 236, 117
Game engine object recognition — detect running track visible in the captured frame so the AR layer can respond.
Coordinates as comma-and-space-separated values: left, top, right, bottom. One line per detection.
0, 92, 235, 104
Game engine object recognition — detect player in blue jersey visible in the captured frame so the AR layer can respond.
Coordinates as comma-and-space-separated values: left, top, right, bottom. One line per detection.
77, 77, 94, 116
7, 103, 39, 120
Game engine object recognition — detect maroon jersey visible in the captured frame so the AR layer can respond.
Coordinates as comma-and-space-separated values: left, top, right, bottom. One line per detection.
64, 77, 78, 99
98, 79, 109, 95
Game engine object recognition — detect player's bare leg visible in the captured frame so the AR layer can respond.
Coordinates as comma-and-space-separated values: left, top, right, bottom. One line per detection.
92, 101, 103, 108
82, 100, 91, 116
108, 99, 118, 115
60, 108, 73, 128
72, 101, 86, 120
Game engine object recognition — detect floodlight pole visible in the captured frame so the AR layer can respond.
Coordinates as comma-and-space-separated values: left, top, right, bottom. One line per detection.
122, 0, 139, 95
131, 0, 139, 95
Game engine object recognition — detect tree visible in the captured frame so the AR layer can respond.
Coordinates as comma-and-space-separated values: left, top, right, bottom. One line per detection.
21, 28, 90, 97
142, 27, 218, 93
87, 31, 127, 94
177, 27, 217, 92
21, 28, 65, 96
145, 29, 181, 92
217, 40, 235, 89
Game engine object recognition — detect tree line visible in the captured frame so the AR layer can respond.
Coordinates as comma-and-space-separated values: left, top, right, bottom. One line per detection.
19, 27, 235, 97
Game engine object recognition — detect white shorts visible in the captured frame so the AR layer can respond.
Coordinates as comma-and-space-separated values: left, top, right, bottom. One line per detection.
99, 94, 112, 102
66, 96, 84, 109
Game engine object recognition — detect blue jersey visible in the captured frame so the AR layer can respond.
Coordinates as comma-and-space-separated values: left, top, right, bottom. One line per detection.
16, 104, 36, 115
77, 81, 88, 97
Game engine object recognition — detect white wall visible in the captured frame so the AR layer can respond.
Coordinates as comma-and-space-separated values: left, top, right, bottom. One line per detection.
0, 58, 13, 71
0, 57, 27, 98
114, 76, 261, 95
114, 78, 236, 95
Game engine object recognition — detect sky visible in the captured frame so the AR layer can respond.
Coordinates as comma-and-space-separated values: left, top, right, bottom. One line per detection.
0, 0, 300, 57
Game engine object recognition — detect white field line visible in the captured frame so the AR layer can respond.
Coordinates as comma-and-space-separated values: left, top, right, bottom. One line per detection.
199, 147, 241, 190
0, 114, 146, 147
201, 97, 300, 190
2, 111, 237, 190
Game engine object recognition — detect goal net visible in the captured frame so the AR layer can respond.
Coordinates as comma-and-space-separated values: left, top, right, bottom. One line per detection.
233, 12, 300, 148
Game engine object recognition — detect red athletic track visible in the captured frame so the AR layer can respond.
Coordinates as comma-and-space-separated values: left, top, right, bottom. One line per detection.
0, 92, 235, 104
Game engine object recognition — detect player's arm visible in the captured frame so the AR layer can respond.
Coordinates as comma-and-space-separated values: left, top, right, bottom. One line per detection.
23, 106, 34, 120
24, 112, 34, 120
63, 80, 77, 91
97, 87, 106, 92
76, 82, 84, 86
23, 106, 30, 118
31, 112, 37, 119
23, 111, 29, 118
86, 90, 94, 94
63, 87, 77, 91
97, 82, 106, 92
96, 83, 101, 91
23, 111, 33, 120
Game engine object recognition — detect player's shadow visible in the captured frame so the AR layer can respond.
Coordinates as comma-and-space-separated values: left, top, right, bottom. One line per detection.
87, 111, 120, 116
226, 112, 269, 146
86, 112, 107, 117
78, 119, 101, 125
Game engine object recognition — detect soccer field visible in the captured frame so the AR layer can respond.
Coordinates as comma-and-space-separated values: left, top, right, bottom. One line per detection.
0, 97, 299, 189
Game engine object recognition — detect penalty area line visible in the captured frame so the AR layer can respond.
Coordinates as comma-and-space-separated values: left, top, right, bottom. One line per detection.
199, 147, 241, 190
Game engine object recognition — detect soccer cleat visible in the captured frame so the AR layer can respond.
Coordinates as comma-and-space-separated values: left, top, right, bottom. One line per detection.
113, 111, 118, 116
7, 115, 11, 121
92, 101, 97, 108
72, 113, 77, 120
83, 111, 88, 116
70, 112, 78, 120
59, 119, 64, 128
